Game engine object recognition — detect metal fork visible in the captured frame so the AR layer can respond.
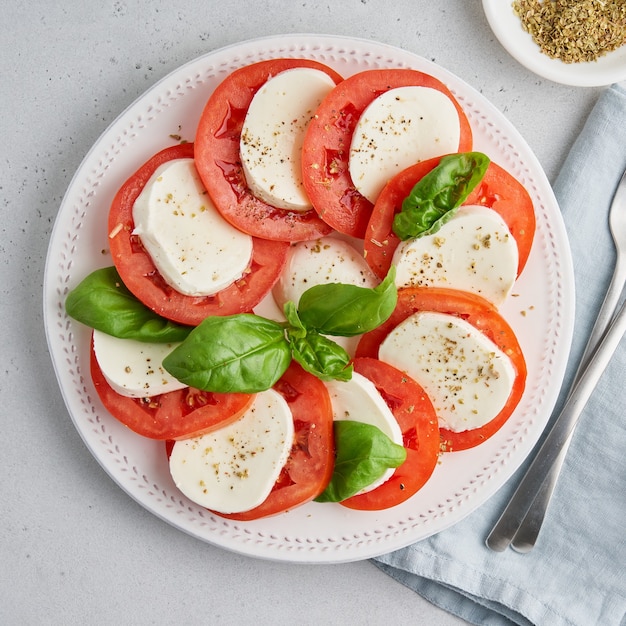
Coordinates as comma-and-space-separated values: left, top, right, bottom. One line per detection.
486, 166, 626, 553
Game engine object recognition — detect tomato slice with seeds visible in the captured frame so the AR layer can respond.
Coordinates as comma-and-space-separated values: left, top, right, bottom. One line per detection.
356, 288, 527, 451
108, 142, 289, 326
364, 157, 536, 280
301, 69, 473, 239
194, 59, 344, 242
218, 361, 334, 521
339, 357, 440, 511
90, 336, 255, 440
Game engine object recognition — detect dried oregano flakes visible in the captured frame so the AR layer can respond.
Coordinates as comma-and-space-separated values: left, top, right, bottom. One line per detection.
512, 0, 626, 63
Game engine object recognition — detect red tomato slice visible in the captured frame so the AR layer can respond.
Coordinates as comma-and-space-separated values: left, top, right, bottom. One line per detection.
108, 142, 289, 326
301, 69, 473, 239
356, 287, 527, 451
194, 59, 343, 242
90, 336, 255, 440
340, 357, 440, 511
216, 361, 335, 521
364, 157, 536, 280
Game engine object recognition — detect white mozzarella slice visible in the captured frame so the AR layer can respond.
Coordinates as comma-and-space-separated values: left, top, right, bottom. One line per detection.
132, 158, 253, 296
349, 86, 461, 203
272, 236, 377, 310
392, 205, 519, 306
168, 389, 294, 514
378, 311, 516, 433
240, 67, 336, 212
325, 372, 403, 494
92, 329, 186, 398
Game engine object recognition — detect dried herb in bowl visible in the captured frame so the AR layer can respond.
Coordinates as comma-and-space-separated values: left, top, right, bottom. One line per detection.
512, 0, 626, 63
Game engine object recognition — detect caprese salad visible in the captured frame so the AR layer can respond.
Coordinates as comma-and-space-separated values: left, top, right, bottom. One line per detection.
65, 57, 534, 520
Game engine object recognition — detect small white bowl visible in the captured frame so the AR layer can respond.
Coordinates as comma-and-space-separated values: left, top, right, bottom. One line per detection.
482, 0, 626, 87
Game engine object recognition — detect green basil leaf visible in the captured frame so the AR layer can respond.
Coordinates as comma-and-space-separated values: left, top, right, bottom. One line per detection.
287, 327, 353, 382
297, 266, 398, 337
65, 266, 192, 343
392, 152, 490, 241
162, 314, 291, 393
315, 420, 406, 502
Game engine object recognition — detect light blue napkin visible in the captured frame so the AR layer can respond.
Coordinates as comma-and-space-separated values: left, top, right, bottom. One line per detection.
374, 83, 626, 626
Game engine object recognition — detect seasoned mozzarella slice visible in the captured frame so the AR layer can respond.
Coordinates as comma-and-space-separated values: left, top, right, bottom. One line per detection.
240, 67, 336, 212
349, 86, 461, 203
392, 205, 519, 306
378, 312, 516, 433
169, 389, 294, 514
272, 236, 377, 309
92, 329, 186, 398
325, 372, 403, 494
132, 158, 253, 296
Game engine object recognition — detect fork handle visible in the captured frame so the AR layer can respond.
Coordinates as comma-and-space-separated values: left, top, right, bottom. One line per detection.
508, 432, 572, 552
510, 257, 626, 552
486, 298, 626, 552
577, 256, 626, 376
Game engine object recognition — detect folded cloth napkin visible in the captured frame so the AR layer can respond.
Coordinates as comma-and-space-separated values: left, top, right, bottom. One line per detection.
374, 83, 626, 626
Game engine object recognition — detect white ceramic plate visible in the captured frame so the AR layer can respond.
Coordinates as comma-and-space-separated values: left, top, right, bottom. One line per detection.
44, 34, 575, 563
483, 0, 626, 87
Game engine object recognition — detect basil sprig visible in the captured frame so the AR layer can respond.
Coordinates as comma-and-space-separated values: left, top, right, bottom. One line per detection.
163, 268, 397, 393
392, 152, 490, 241
315, 421, 407, 502
66, 262, 397, 392
65, 266, 192, 343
